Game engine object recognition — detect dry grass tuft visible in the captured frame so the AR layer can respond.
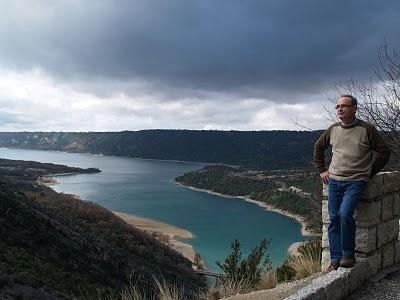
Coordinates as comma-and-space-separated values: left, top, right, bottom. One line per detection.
289, 239, 321, 279
120, 285, 151, 300
119, 275, 185, 300
256, 269, 278, 290
154, 277, 184, 300
208, 277, 252, 299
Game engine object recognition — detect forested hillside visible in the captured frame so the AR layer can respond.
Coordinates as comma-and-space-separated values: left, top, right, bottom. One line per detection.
0, 159, 205, 299
0, 130, 320, 169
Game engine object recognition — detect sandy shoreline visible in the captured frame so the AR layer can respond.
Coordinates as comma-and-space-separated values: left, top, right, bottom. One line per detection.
176, 182, 319, 237
38, 176, 59, 186
287, 242, 305, 256
38, 172, 93, 186
114, 212, 201, 266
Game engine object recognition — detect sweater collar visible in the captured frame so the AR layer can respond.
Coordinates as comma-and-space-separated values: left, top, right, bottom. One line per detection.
341, 117, 359, 128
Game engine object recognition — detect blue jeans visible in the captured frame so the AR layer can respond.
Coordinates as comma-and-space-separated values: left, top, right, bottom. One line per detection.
328, 178, 366, 262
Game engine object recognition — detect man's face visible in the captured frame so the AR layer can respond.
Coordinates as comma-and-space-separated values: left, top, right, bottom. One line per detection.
336, 97, 357, 123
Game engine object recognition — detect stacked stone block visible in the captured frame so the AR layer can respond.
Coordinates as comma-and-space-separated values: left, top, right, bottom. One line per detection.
321, 172, 400, 275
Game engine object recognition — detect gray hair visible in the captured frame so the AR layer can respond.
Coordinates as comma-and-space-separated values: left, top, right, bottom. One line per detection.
340, 94, 357, 106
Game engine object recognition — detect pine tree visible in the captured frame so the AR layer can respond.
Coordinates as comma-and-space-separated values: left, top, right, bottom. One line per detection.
216, 239, 271, 287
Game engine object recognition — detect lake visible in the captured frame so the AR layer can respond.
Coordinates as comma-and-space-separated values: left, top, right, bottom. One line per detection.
0, 148, 308, 272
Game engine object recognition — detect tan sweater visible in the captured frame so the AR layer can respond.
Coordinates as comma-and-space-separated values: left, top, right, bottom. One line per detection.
314, 119, 391, 182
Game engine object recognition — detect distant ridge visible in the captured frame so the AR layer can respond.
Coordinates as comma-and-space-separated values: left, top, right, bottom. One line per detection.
0, 130, 321, 169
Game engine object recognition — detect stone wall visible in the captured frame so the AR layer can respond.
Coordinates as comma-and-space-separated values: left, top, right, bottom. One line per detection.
284, 172, 400, 300
321, 172, 400, 274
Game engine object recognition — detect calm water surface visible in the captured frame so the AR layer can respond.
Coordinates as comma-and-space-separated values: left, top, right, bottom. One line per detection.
0, 148, 308, 271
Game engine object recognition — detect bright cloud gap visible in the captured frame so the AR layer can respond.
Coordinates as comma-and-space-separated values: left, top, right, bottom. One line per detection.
0, 68, 330, 132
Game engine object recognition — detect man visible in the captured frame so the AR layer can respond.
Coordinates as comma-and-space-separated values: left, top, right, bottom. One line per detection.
314, 95, 391, 272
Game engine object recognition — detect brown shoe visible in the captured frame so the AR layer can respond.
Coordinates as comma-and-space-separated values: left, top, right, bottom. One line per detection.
340, 256, 356, 268
324, 261, 340, 273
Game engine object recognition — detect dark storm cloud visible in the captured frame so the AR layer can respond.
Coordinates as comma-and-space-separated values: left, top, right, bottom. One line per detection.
1, 0, 400, 100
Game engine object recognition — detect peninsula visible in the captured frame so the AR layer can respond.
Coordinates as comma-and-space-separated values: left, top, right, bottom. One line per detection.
175, 165, 323, 235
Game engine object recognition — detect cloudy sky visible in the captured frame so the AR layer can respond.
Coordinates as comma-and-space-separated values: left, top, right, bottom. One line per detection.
1, 0, 399, 132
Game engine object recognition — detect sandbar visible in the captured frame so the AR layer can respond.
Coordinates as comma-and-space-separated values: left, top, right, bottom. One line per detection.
37, 176, 59, 186
114, 211, 199, 265
287, 242, 305, 256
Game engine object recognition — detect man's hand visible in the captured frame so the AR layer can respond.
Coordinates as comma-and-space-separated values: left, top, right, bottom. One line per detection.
320, 170, 330, 185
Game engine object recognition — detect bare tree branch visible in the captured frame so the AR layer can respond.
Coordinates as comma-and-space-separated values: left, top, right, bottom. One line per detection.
335, 42, 400, 167
291, 117, 313, 131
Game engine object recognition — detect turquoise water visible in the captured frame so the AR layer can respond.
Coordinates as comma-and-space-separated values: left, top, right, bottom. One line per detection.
0, 148, 308, 272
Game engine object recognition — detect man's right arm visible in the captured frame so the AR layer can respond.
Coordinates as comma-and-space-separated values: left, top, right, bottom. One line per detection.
314, 127, 332, 184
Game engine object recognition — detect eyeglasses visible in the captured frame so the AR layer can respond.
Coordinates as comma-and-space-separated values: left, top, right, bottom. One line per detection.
335, 104, 354, 109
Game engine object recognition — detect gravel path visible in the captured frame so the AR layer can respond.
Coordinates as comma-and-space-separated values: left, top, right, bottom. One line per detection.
223, 274, 319, 300
350, 270, 400, 300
